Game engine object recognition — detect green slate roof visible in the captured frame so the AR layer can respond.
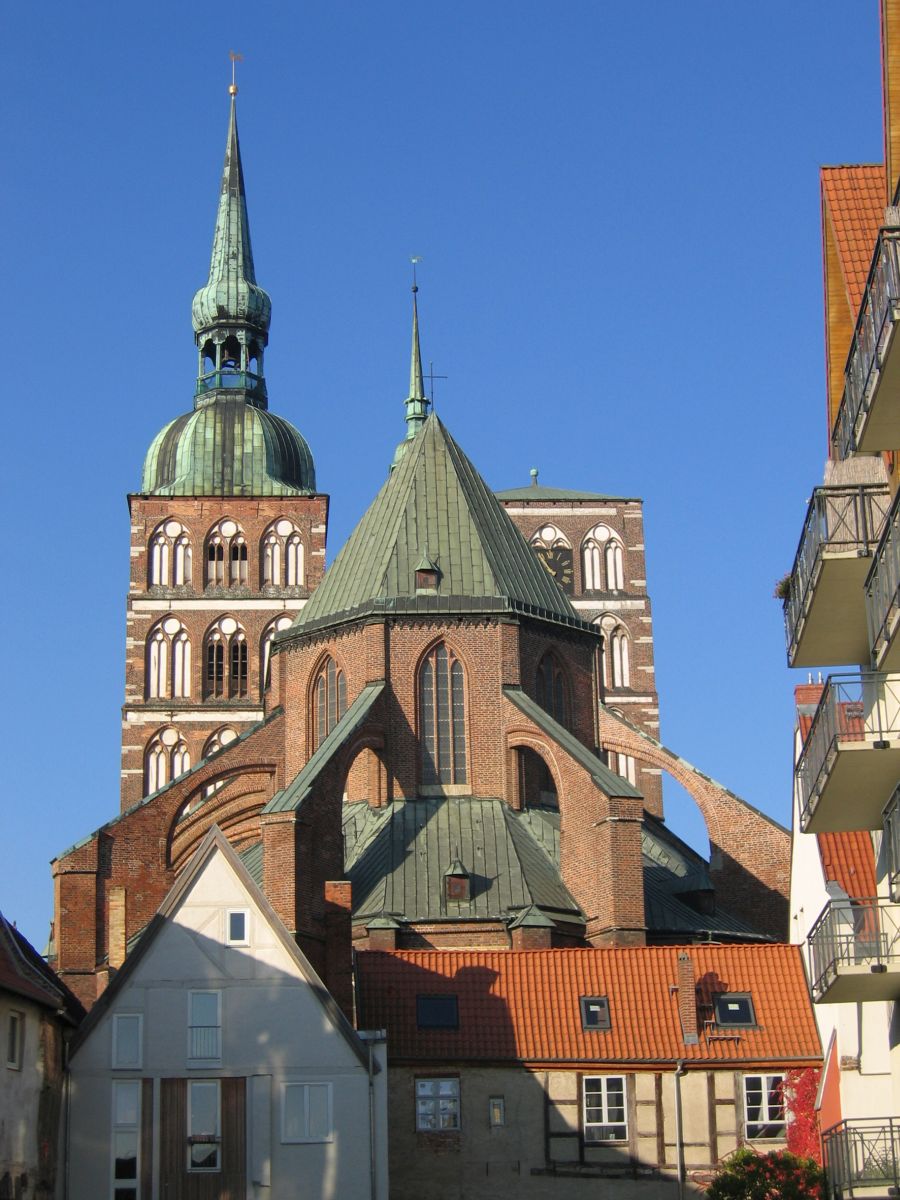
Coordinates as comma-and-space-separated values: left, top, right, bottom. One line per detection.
191, 95, 271, 338
141, 396, 316, 496
288, 414, 591, 636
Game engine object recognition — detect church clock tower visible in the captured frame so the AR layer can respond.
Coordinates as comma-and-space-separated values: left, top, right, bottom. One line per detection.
120, 87, 328, 811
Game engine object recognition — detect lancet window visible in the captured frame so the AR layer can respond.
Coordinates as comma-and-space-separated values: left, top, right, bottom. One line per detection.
581, 525, 613, 591
605, 538, 625, 591
145, 727, 191, 796
261, 616, 294, 692
596, 616, 631, 690
204, 618, 248, 699
205, 520, 248, 587
146, 618, 192, 699
536, 653, 569, 726
262, 519, 305, 588
148, 520, 192, 587
419, 643, 468, 787
313, 657, 347, 748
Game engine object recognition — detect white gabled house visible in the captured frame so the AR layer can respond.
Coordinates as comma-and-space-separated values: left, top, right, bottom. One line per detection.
65, 826, 387, 1200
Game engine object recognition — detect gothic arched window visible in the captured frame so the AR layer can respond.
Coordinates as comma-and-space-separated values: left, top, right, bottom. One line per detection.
581, 524, 613, 592
204, 617, 248, 699
596, 616, 631, 691
145, 727, 191, 796
262, 519, 305, 588
146, 618, 192, 699
261, 616, 294, 693
536, 653, 568, 726
605, 538, 625, 591
205, 519, 247, 588
419, 643, 468, 787
149, 520, 193, 587
313, 656, 347, 747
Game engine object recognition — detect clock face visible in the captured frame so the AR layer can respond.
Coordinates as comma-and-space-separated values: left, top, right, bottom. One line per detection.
537, 546, 575, 594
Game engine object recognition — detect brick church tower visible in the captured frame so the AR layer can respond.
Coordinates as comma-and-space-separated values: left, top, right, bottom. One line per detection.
120, 91, 328, 810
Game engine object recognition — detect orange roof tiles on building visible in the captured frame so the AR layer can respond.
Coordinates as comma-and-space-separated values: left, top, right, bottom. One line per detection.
816, 831, 877, 897
357, 945, 820, 1068
821, 165, 886, 310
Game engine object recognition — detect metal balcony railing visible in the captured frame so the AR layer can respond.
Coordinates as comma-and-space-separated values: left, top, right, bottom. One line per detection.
785, 485, 889, 655
807, 898, 900, 1000
886, 787, 900, 902
188, 1025, 221, 1060
866, 487, 900, 662
195, 369, 267, 399
832, 228, 900, 460
795, 673, 900, 829
822, 1117, 900, 1198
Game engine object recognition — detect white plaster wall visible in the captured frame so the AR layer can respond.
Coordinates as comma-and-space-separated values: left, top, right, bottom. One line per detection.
0, 994, 44, 1191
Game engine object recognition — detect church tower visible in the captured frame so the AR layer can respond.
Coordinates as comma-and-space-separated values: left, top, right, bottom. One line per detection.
120, 88, 328, 811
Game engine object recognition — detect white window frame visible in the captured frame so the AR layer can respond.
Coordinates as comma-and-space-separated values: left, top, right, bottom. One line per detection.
187, 991, 221, 1064
743, 1073, 786, 1140
582, 1075, 627, 1142
6, 1010, 23, 1069
281, 1081, 334, 1144
112, 1013, 143, 1070
415, 1077, 460, 1132
111, 1079, 141, 1198
187, 1079, 221, 1173
225, 908, 250, 946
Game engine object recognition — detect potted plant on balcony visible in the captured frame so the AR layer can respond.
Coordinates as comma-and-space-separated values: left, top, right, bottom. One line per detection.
774, 573, 792, 601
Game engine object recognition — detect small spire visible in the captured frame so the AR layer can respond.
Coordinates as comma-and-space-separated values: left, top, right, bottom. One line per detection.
391, 265, 431, 470
530, 467, 539, 487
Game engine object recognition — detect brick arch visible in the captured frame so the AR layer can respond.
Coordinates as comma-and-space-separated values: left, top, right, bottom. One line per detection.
339, 729, 388, 806
505, 729, 563, 807
598, 708, 790, 939
168, 767, 276, 870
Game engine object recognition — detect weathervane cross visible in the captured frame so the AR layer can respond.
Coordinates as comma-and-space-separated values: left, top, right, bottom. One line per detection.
229, 51, 244, 95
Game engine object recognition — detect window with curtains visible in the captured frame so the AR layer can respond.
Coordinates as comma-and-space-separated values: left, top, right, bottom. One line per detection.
419, 644, 468, 787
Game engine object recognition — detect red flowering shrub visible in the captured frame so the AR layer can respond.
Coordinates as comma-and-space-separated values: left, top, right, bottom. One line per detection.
784, 1067, 822, 1163
706, 1147, 824, 1200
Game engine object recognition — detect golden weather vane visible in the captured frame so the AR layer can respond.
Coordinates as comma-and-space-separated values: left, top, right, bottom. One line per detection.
229, 51, 244, 96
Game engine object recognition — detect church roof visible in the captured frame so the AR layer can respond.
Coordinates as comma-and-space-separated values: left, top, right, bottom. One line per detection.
287, 414, 590, 636
141, 395, 316, 495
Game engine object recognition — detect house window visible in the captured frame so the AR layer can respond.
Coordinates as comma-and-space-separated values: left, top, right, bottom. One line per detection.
226, 909, 249, 946
419, 644, 467, 787
580, 996, 611, 1031
112, 1080, 140, 1198
583, 1076, 627, 1142
187, 1080, 220, 1172
282, 1082, 333, 1143
416, 995, 459, 1029
6, 1011, 23, 1069
744, 1074, 786, 1139
714, 993, 757, 1027
416, 1078, 460, 1131
112, 1014, 142, 1070
188, 991, 221, 1063
313, 657, 347, 747
489, 1096, 506, 1127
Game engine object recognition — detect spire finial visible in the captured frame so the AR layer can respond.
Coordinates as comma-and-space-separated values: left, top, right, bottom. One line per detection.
390, 264, 431, 471
229, 50, 243, 96
530, 467, 539, 487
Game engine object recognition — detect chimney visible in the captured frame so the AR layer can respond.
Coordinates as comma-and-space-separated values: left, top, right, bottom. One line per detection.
366, 916, 400, 951
676, 952, 699, 1045
324, 881, 354, 1022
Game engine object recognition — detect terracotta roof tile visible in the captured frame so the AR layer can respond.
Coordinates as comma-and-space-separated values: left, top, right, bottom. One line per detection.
821, 165, 885, 310
0, 914, 83, 1019
816, 832, 877, 898
357, 945, 820, 1068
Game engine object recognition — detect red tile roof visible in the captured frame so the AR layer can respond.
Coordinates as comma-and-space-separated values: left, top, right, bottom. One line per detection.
358, 945, 820, 1068
816, 832, 877, 898
821, 165, 885, 310
0, 914, 82, 1019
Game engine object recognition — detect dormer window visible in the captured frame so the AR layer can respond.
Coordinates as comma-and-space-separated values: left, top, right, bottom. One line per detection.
445, 873, 470, 902
415, 552, 440, 595
416, 995, 459, 1029
580, 996, 611, 1031
713, 993, 756, 1027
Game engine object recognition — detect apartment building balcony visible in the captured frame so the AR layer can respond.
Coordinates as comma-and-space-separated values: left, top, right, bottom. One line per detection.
822, 1118, 900, 1199
784, 485, 889, 668
808, 898, 900, 1003
866, 487, 900, 670
832, 227, 900, 459
795, 673, 900, 832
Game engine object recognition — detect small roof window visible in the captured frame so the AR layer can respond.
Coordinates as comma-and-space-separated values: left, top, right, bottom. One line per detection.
713, 993, 756, 1027
416, 995, 459, 1030
580, 996, 611, 1031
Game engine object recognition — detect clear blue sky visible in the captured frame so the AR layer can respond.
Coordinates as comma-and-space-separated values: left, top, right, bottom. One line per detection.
3, 1, 883, 950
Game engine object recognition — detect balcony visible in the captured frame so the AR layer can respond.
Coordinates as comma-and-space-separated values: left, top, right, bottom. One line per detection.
796, 673, 900, 832
808, 899, 900, 1003
833, 228, 900, 459
822, 1118, 900, 1199
194, 368, 267, 404
784, 485, 889, 668
866, 488, 900, 670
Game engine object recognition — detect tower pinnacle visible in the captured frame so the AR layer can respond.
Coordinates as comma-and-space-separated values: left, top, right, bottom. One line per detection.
392, 276, 431, 469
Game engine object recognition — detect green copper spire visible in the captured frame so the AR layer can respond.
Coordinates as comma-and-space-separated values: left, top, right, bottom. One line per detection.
392, 284, 431, 469
191, 91, 272, 409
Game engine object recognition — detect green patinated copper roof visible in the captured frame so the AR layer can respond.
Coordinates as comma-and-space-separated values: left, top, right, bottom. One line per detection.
191, 96, 271, 338
141, 396, 315, 495
288, 414, 591, 636
495, 483, 633, 502
392, 287, 430, 468
503, 686, 642, 799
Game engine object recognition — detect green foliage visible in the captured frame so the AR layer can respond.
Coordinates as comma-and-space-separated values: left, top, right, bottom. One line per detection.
707, 1147, 824, 1200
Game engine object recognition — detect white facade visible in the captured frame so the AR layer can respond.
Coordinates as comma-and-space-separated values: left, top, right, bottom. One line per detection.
66, 829, 388, 1200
